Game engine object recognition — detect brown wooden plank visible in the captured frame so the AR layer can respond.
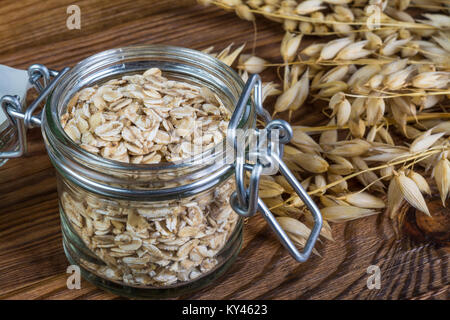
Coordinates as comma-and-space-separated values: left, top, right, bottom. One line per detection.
0, 0, 448, 300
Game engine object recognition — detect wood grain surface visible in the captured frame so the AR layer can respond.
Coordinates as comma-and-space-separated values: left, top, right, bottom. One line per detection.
0, 0, 448, 300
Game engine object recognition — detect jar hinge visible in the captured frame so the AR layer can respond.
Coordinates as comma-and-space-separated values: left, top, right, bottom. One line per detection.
227, 74, 323, 263
0, 64, 70, 159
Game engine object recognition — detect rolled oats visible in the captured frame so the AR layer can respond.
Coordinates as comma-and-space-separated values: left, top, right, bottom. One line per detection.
61, 68, 231, 163
60, 68, 239, 287
61, 178, 238, 287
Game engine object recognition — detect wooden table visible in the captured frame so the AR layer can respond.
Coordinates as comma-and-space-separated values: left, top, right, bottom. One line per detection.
0, 0, 448, 300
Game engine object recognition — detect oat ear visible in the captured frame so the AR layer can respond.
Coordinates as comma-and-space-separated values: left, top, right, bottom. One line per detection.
396, 171, 431, 216
388, 174, 403, 219
321, 205, 379, 223
434, 156, 450, 207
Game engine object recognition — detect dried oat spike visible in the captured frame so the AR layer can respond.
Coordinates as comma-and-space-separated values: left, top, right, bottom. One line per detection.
423, 49, 449, 67
348, 64, 380, 91
390, 101, 407, 135
395, 170, 430, 216
235, 4, 255, 21
288, 68, 310, 120
381, 59, 409, 76
260, 4, 283, 23
349, 118, 366, 138
328, 173, 348, 193
216, 43, 234, 60
319, 36, 353, 61
220, 43, 246, 66
261, 82, 282, 102
366, 125, 377, 143
365, 31, 383, 50
201, 45, 215, 54
317, 81, 348, 97
328, 139, 371, 157
383, 65, 416, 90
240, 55, 268, 74
352, 156, 385, 193
320, 195, 347, 207
430, 121, 450, 135
411, 72, 450, 89
240, 70, 249, 82
407, 170, 431, 195
327, 154, 354, 175
364, 73, 382, 90
392, 96, 416, 118
319, 118, 337, 152
380, 35, 412, 56
276, 217, 312, 243
329, 92, 351, 127
341, 192, 386, 209
366, 97, 385, 126
281, 4, 299, 32
409, 129, 445, 154
313, 174, 327, 194
320, 65, 350, 84
302, 43, 325, 58
395, 0, 411, 11
246, 0, 262, 9
330, 17, 353, 36
381, 165, 394, 180
333, 5, 354, 22
273, 77, 304, 115
295, 0, 326, 15
281, 32, 303, 63
259, 178, 285, 198
350, 97, 366, 120
418, 13, 450, 29
401, 42, 419, 58
299, 21, 314, 34
432, 31, 450, 52
385, 6, 414, 23
335, 40, 372, 60
433, 154, 449, 206
291, 127, 323, 154
377, 127, 394, 146
388, 175, 403, 219
321, 205, 378, 223
292, 151, 329, 173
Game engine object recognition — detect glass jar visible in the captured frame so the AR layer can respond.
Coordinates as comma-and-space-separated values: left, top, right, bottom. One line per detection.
0, 45, 322, 299
40, 46, 254, 298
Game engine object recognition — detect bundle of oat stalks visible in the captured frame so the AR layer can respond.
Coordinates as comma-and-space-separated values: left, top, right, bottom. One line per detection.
198, 0, 449, 248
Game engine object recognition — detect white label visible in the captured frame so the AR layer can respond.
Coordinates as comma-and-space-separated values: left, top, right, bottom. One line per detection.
0, 65, 30, 127
0, 106, 6, 127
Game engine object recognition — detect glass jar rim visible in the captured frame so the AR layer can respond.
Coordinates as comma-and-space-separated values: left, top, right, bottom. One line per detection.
44, 44, 251, 172
41, 45, 255, 200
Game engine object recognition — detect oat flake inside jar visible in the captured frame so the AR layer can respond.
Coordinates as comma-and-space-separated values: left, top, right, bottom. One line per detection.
0, 45, 322, 298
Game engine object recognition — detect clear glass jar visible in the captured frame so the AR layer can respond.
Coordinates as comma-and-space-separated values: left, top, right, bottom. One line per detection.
40, 46, 255, 298
1, 44, 323, 298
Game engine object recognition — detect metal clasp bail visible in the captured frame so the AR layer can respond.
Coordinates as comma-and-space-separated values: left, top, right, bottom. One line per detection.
227, 74, 323, 263
0, 64, 70, 159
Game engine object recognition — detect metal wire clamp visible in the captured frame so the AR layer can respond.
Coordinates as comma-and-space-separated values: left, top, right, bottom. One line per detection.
0, 64, 70, 159
227, 74, 323, 262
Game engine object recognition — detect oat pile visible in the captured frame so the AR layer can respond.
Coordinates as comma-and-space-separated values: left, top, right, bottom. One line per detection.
61, 68, 231, 163
60, 68, 240, 287
62, 179, 238, 286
